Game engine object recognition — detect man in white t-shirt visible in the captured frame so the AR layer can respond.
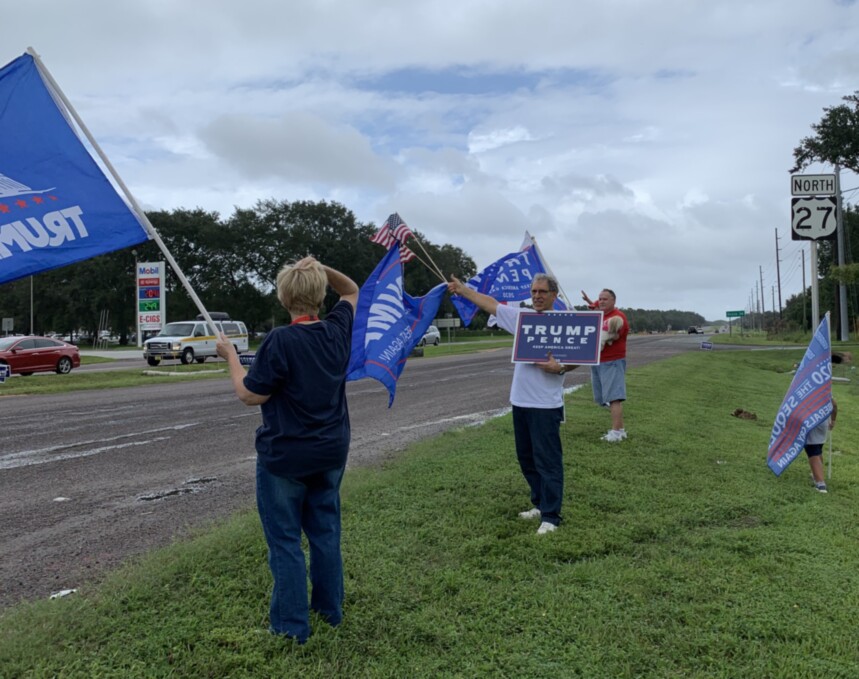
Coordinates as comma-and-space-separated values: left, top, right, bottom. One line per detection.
448, 273, 572, 535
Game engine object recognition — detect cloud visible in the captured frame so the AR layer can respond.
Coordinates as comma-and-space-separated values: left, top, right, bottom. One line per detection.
468, 125, 536, 153
198, 112, 395, 189
389, 183, 530, 242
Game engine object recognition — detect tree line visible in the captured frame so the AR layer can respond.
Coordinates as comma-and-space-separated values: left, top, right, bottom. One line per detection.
3, 192, 852, 343
778, 205, 859, 334
0, 200, 476, 342
0, 196, 781, 343
611, 309, 705, 334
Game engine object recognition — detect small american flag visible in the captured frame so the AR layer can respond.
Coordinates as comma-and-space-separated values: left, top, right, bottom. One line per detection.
399, 243, 416, 263
370, 224, 395, 248
390, 217, 413, 243
371, 213, 416, 262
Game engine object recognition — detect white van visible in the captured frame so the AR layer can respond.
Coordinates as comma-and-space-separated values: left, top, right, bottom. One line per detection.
143, 314, 249, 366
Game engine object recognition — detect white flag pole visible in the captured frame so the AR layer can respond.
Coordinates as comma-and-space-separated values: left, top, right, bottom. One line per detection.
26, 47, 220, 337
826, 311, 833, 480
527, 232, 573, 309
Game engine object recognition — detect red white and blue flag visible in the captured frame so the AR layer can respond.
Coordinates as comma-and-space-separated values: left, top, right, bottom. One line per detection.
370, 212, 416, 263
767, 315, 833, 476
0, 53, 150, 286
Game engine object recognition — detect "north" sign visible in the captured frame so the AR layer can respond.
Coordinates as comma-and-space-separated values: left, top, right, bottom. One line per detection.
791, 174, 836, 196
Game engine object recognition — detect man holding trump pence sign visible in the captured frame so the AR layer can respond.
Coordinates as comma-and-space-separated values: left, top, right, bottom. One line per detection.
448, 272, 597, 535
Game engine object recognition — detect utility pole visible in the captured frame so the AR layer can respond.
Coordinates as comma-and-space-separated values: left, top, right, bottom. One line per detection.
755, 284, 761, 331
749, 291, 754, 331
759, 266, 766, 330
749, 290, 755, 328
132, 249, 142, 348
774, 228, 783, 318
811, 241, 820, 327
771, 285, 776, 323
801, 249, 807, 332
835, 164, 849, 341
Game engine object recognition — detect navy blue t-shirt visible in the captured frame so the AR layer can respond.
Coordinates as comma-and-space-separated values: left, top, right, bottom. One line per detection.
243, 301, 354, 478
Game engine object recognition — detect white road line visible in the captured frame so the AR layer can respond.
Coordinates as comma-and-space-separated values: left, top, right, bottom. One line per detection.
0, 423, 199, 470
382, 385, 584, 434
395, 408, 511, 431
1, 437, 173, 470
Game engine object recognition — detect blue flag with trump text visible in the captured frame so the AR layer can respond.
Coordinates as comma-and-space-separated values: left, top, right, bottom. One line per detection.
451, 244, 566, 326
347, 244, 446, 406
767, 316, 833, 476
0, 53, 150, 286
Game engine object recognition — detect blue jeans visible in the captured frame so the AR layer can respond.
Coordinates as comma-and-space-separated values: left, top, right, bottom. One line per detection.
255, 460, 345, 642
511, 405, 564, 526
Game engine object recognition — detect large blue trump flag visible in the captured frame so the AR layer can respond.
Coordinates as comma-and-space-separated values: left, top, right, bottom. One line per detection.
451, 244, 566, 326
347, 244, 446, 406
0, 53, 149, 286
767, 315, 833, 476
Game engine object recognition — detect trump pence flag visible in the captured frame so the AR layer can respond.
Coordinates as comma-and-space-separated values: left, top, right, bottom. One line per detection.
767, 314, 833, 477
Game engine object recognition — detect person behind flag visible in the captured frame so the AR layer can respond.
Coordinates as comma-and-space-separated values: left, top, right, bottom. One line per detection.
581, 288, 630, 442
804, 397, 837, 493
448, 272, 573, 535
215, 256, 358, 644
767, 315, 833, 477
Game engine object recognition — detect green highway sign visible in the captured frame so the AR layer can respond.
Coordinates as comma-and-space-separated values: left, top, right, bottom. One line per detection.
726, 310, 745, 318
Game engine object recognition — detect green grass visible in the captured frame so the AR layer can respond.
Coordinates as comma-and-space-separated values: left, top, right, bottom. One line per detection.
80, 355, 115, 365
416, 338, 513, 357
0, 361, 230, 396
1, 349, 859, 677
709, 331, 858, 349
0, 341, 514, 396
708, 332, 806, 346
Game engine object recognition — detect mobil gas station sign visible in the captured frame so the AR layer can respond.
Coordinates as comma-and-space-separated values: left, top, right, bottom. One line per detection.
137, 262, 165, 331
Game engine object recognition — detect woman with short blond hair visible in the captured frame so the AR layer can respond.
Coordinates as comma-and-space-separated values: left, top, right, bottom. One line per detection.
217, 256, 358, 643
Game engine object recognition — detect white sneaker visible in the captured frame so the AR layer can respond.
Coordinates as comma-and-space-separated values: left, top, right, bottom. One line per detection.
518, 507, 541, 520
601, 429, 625, 442
536, 521, 557, 535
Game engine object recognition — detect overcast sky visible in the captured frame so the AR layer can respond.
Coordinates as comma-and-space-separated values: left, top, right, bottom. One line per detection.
5, 0, 859, 322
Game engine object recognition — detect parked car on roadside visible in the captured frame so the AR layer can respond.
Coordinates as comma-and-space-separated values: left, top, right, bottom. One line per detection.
0, 335, 81, 375
420, 325, 441, 346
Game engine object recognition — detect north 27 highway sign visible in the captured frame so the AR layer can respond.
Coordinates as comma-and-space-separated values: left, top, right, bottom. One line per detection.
791, 196, 837, 241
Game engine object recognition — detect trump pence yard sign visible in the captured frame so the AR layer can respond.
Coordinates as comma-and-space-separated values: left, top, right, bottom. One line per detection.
512, 311, 603, 365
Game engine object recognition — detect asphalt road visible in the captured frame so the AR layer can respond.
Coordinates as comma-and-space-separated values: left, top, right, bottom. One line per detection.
0, 333, 707, 608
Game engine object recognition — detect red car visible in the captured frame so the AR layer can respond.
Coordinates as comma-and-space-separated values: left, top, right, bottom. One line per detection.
0, 335, 81, 376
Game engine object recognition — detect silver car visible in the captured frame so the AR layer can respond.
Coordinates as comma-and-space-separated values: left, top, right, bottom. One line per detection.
420, 325, 441, 346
